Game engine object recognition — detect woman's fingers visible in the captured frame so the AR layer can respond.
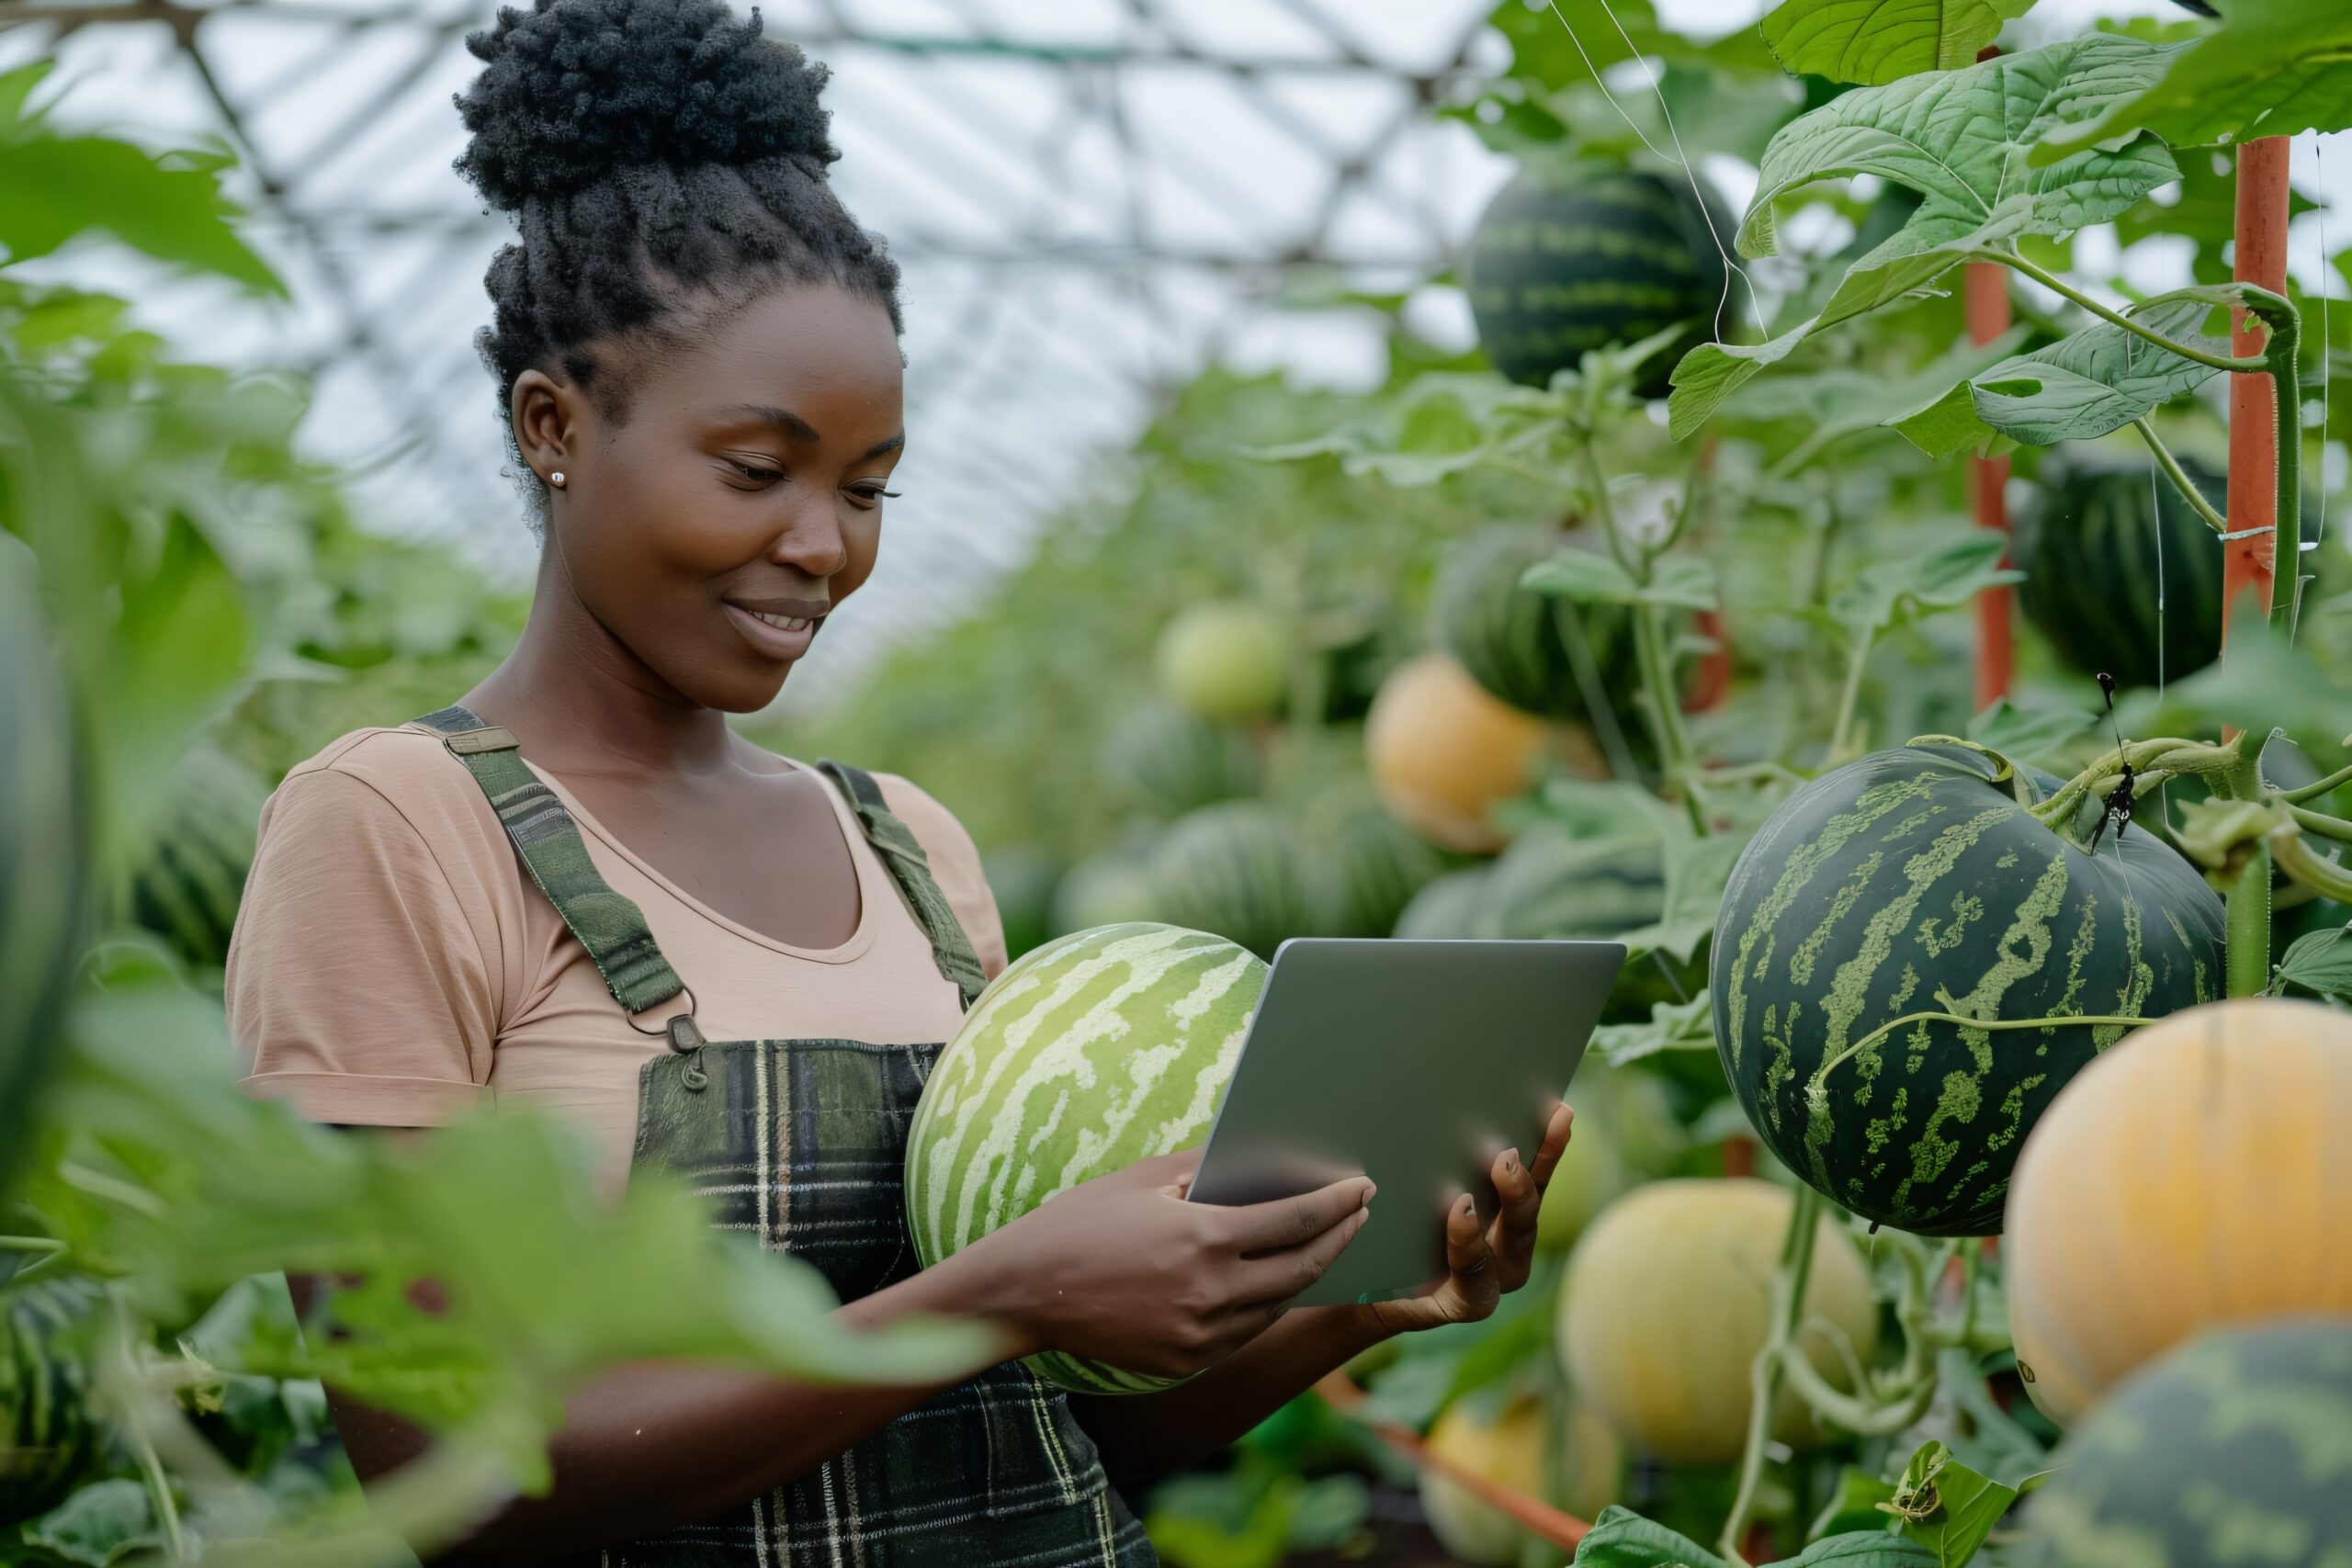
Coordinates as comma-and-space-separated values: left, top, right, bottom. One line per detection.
1490, 1142, 1543, 1246
1228, 1200, 1371, 1305
1216, 1175, 1377, 1255
1444, 1190, 1494, 1288
1524, 1100, 1575, 1190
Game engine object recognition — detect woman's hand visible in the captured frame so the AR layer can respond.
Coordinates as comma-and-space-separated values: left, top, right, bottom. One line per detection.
963, 1152, 1374, 1382
1366, 1100, 1574, 1335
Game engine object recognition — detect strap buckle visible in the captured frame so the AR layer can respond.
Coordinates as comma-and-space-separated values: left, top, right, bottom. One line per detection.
441, 725, 520, 756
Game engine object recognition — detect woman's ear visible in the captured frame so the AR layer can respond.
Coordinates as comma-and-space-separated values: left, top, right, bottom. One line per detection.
511, 368, 575, 486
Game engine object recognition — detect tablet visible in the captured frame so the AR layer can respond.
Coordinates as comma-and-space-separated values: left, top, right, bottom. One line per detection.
1186, 937, 1625, 1309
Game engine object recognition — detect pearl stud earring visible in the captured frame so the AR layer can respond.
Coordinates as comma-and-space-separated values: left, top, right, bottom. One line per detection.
549, 471, 566, 488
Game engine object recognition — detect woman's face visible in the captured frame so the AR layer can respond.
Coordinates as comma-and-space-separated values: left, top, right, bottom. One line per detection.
513, 280, 905, 714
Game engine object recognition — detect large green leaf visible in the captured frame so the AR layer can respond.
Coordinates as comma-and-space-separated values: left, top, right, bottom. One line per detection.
2274, 924, 2352, 1001
1759, 0, 2040, 84
1572, 1506, 1731, 1567
1829, 532, 2023, 643
1961, 292, 2233, 446
2035, 0, 2352, 160
1886, 1439, 2046, 1566
1668, 36, 2180, 438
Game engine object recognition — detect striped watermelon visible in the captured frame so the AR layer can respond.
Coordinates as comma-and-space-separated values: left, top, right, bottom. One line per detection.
1149, 801, 1316, 960
1434, 525, 1641, 724
130, 743, 267, 969
1711, 741, 2225, 1235
2015, 459, 2230, 689
1, 1279, 105, 1517
2010, 1317, 2352, 1568
1303, 797, 1443, 939
1465, 164, 1736, 399
1103, 700, 1260, 819
0, 555, 85, 1188
903, 922, 1268, 1395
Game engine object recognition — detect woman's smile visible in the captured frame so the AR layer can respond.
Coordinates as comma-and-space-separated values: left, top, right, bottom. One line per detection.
723, 595, 829, 659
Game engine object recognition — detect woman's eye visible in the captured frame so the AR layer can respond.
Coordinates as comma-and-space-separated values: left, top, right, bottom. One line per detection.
847, 485, 900, 509
729, 460, 784, 485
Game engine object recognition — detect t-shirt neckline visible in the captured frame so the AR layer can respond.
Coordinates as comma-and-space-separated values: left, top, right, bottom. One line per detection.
520, 753, 881, 964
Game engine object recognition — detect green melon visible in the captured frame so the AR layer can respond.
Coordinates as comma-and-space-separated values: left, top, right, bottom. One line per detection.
0, 555, 85, 1187
1304, 799, 1444, 939
2017, 459, 2322, 691
1391, 866, 1498, 939
1103, 700, 1261, 819
0, 1279, 105, 1517
1711, 741, 2226, 1235
1465, 164, 1736, 400
1155, 601, 1289, 723
1150, 801, 1316, 960
903, 922, 1268, 1395
130, 742, 267, 969
1433, 525, 1641, 725
2009, 1317, 2352, 1568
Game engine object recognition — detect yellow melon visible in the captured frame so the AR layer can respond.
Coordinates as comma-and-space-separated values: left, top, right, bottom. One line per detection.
1556, 1179, 1879, 1465
2004, 996, 2352, 1426
1419, 1391, 1622, 1566
1366, 652, 1587, 853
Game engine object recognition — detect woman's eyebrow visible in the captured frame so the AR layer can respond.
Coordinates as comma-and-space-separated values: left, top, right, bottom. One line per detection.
720, 403, 903, 459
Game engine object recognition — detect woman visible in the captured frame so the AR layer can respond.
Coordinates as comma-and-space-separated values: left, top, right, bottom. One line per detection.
225, 1, 1575, 1562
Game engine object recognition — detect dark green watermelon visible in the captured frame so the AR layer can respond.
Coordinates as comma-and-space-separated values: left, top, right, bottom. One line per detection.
0, 557, 86, 1189
130, 743, 267, 970
1305, 801, 1443, 939
1711, 741, 2225, 1235
2011, 1318, 2352, 1568
0, 1279, 106, 1517
1433, 525, 1642, 726
1103, 700, 1260, 819
2016, 460, 2230, 689
1465, 164, 1737, 399
1150, 801, 1316, 961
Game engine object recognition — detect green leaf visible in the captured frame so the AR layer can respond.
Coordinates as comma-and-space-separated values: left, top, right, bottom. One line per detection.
2115, 614, 2352, 749
1572, 1506, 1731, 1568
1589, 996, 1717, 1067
19, 1480, 164, 1566
1619, 832, 1747, 966
0, 132, 281, 294
2034, 0, 2352, 160
2276, 924, 2352, 1001
1967, 698, 2096, 767
1727, 325, 2030, 468
1885, 1440, 2031, 1566
1889, 378, 1995, 458
1965, 292, 2234, 446
1521, 552, 1718, 613
1796, 1534, 1939, 1566
1830, 533, 2023, 642
1669, 36, 2179, 437
1759, 0, 2039, 84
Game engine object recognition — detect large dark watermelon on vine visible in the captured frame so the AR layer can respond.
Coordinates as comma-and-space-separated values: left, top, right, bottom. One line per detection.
0, 1279, 106, 1517
1712, 741, 2225, 1235
2016, 460, 2230, 689
0, 558, 86, 1188
1465, 164, 1736, 399
1304, 800, 1443, 939
1433, 525, 1641, 725
130, 742, 267, 969
2010, 1317, 2352, 1568
1150, 801, 1316, 960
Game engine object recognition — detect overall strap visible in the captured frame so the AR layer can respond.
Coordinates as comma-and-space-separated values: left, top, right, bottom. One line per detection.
411, 705, 688, 1019
814, 760, 989, 1010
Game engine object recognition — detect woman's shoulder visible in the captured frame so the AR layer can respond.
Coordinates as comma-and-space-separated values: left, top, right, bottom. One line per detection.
259, 724, 505, 853
854, 769, 1009, 980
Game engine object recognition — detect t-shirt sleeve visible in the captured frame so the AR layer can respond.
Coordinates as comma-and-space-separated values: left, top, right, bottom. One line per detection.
226, 755, 506, 1127
875, 773, 1010, 982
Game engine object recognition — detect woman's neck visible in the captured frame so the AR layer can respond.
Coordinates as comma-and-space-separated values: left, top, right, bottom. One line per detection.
462, 552, 742, 780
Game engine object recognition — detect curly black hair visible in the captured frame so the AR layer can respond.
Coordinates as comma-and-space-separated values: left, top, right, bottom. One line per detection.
452, 0, 902, 531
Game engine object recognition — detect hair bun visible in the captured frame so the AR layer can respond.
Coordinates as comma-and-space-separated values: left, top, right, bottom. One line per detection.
453, 0, 837, 211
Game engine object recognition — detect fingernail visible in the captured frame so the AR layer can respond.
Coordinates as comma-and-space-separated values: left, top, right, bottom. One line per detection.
1365, 1182, 1378, 1201
1502, 1148, 1521, 1174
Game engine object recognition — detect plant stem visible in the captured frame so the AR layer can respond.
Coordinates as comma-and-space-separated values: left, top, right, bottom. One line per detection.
1582, 433, 1702, 815
2225, 849, 2274, 998
2028, 739, 2241, 830
2271, 824, 2352, 902
1981, 251, 2269, 373
2289, 805, 2352, 844
1828, 636, 1871, 764
1808, 1010, 2158, 1098
1719, 1184, 1824, 1566
2280, 762, 2352, 805
2130, 418, 2229, 535
2260, 295, 2302, 626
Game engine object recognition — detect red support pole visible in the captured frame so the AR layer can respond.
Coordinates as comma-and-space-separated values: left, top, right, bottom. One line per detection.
1967, 260, 2015, 710
2224, 136, 2294, 651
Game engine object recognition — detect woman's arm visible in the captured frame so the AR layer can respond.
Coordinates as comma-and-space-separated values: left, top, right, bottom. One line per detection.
299, 1150, 1374, 1564
1070, 1103, 1574, 1480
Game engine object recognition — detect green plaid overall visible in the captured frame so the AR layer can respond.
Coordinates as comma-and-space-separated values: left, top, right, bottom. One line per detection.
413, 708, 1156, 1567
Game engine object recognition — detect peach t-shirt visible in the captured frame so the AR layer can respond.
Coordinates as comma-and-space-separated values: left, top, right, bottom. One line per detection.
225, 726, 1007, 1199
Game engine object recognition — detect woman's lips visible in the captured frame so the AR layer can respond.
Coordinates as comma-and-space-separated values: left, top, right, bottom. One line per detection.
724, 600, 820, 659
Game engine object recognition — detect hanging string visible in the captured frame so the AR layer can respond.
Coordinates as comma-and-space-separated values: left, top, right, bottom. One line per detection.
1542, 0, 1769, 343
2150, 455, 2177, 832
2295, 135, 2334, 642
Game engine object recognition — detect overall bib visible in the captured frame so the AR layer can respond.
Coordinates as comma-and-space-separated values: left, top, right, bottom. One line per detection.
413, 707, 1158, 1568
